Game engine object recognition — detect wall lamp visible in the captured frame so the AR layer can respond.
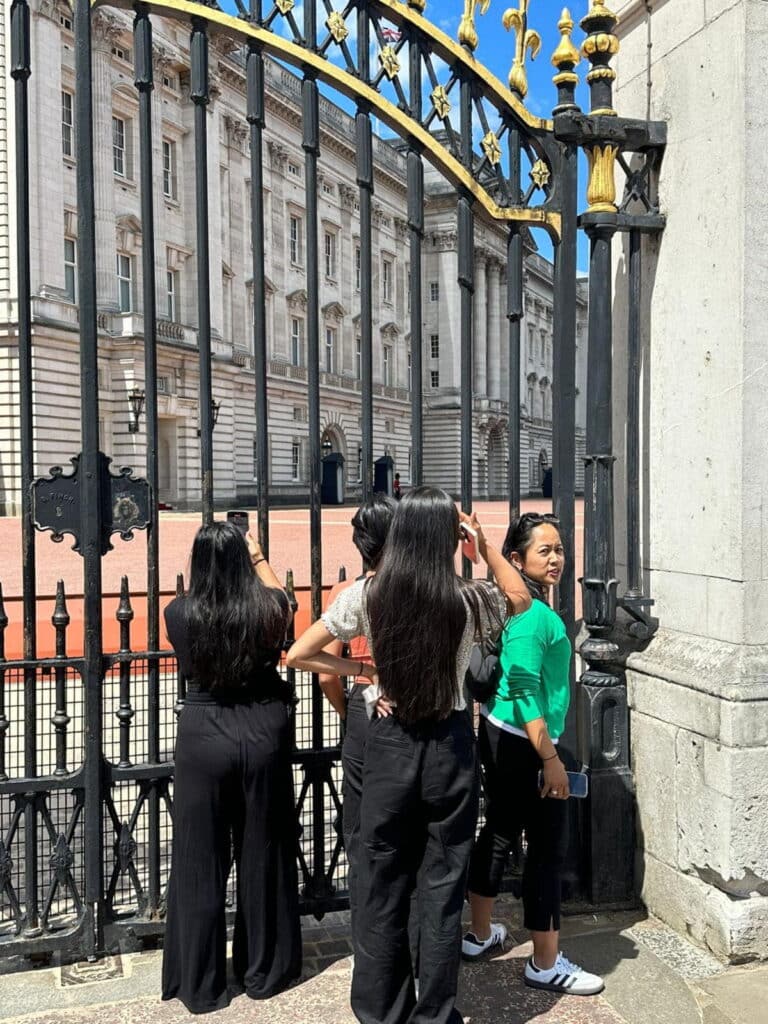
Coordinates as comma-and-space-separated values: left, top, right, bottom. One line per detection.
197, 399, 222, 436
127, 388, 146, 434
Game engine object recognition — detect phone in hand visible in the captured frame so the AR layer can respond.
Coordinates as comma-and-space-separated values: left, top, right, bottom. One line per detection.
460, 523, 480, 564
537, 770, 589, 799
226, 510, 250, 536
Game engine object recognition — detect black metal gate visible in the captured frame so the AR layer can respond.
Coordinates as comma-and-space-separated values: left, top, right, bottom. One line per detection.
2, 0, 665, 959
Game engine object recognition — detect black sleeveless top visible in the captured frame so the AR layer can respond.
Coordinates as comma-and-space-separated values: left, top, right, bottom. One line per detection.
164, 594, 293, 703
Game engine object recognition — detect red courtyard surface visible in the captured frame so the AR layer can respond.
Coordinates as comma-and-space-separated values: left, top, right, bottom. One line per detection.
0, 499, 583, 658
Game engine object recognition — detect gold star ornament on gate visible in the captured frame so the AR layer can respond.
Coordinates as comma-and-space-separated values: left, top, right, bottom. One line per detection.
326, 11, 349, 44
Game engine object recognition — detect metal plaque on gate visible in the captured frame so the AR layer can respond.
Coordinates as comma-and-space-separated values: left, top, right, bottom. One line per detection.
33, 452, 151, 555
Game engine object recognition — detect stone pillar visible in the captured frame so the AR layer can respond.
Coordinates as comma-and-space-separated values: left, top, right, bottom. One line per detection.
473, 253, 487, 396
92, 13, 119, 309
489, 260, 504, 402
495, 262, 507, 405
613, 0, 768, 961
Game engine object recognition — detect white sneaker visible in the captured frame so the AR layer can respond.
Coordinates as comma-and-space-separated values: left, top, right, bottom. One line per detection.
461, 922, 507, 960
524, 952, 604, 996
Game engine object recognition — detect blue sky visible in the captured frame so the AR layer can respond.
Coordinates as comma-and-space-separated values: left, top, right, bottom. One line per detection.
222, 1, 592, 270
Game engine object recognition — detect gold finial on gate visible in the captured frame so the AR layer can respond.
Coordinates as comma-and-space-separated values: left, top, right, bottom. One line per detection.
458, 0, 491, 53
580, 0, 620, 212
502, 0, 541, 99
408, 0, 426, 11
552, 8, 580, 82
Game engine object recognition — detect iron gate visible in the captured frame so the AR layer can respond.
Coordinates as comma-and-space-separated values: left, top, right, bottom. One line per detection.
1, 0, 665, 960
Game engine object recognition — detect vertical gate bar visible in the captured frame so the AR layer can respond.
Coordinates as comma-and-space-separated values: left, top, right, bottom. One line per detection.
0, 585, 9, 782
134, 3, 161, 916
191, 18, 214, 524
552, 143, 578, 645
52, 582, 71, 776
458, 74, 474, 574
11, 0, 41, 937
247, 42, 270, 556
303, 0, 327, 903
74, 0, 105, 954
625, 228, 642, 597
174, 573, 186, 716
357, 6, 373, 502
506, 129, 522, 524
407, 32, 424, 488
116, 578, 134, 769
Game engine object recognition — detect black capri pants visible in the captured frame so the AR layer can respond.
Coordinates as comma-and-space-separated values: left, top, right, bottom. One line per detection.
467, 716, 568, 933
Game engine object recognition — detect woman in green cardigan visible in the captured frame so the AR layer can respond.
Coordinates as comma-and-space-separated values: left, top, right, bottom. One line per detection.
462, 512, 604, 997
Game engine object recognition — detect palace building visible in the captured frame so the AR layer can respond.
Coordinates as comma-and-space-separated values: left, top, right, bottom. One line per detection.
0, 3, 587, 514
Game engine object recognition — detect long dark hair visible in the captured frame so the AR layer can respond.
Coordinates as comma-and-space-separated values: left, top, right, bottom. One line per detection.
366, 486, 500, 725
351, 493, 396, 570
501, 512, 562, 602
185, 521, 288, 690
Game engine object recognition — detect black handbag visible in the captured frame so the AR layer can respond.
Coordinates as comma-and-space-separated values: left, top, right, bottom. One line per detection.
464, 635, 500, 704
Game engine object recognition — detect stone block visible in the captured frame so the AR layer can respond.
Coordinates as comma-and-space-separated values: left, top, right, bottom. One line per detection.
675, 732, 734, 879
646, 0, 709, 64
631, 711, 679, 869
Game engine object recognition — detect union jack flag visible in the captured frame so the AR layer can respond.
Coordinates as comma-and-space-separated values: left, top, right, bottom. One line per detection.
381, 27, 402, 43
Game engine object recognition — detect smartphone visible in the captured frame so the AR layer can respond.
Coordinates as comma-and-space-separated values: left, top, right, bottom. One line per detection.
226, 510, 249, 536
537, 770, 589, 799
460, 523, 480, 564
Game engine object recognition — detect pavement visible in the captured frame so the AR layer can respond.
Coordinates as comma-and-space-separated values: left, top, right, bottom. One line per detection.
0, 899, 764, 1024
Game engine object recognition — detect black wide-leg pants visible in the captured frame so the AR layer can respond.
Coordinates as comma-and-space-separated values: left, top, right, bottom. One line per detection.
351, 711, 479, 1024
162, 691, 302, 1014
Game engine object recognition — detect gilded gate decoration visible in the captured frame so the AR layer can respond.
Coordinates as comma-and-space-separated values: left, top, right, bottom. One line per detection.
2, 0, 666, 960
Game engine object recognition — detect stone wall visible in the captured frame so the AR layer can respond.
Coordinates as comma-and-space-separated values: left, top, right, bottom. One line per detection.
613, 0, 768, 960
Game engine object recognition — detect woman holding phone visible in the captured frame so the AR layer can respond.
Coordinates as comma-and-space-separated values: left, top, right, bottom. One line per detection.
162, 522, 301, 1014
288, 487, 530, 1024
463, 512, 604, 996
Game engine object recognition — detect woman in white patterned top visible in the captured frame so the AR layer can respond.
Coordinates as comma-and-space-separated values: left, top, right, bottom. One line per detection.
287, 487, 530, 1024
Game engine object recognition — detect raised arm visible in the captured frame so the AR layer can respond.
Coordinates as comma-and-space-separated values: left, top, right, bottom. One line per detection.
460, 512, 531, 617
318, 635, 347, 719
286, 619, 376, 684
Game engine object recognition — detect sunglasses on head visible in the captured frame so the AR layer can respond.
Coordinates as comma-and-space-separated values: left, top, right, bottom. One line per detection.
519, 512, 561, 528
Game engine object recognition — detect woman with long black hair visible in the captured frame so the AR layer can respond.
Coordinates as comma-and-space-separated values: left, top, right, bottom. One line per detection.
288, 487, 531, 1024
162, 521, 301, 1014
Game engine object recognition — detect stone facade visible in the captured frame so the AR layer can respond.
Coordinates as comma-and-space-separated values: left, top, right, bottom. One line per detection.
0, 2, 586, 513
613, 0, 768, 961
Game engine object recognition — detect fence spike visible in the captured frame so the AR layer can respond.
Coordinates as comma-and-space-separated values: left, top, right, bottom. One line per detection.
52, 580, 70, 630
116, 576, 134, 623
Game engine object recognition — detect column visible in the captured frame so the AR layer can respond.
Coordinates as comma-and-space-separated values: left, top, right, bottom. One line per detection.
92, 13, 119, 309
487, 257, 501, 400
473, 253, 487, 396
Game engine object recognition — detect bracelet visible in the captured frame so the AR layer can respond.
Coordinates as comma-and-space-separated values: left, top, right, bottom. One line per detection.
252, 557, 266, 566
541, 752, 559, 761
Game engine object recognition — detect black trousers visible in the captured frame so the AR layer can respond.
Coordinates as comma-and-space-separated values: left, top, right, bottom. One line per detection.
342, 685, 369, 947
467, 716, 568, 932
162, 692, 302, 1014
351, 711, 479, 1024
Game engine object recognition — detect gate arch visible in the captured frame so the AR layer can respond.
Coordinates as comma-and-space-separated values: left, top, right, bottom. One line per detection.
2, 0, 666, 958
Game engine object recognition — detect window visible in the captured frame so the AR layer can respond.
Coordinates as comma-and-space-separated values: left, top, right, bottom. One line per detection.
289, 215, 303, 266
166, 270, 178, 321
357, 446, 363, 483
324, 231, 337, 279
322, 181, 334, 196
540, 330, 546, 362
407, 352, 412, 392
116, 253, 132, 312
430, 334, 440, 359
64, 238, 76, 303
113, 116, 127, 177
430, 281, 439, 302
290, 317, 303, 366
355, 246, 361, 291
383, 345, 392, 387
430, 369, 440, 389
291, 441, 301, 481
287, 161, 300, 178
355, 337, 362, 381
61, 91, 74, 158
325, 327, 336, 374
406, 266, 411, 312
111, 45, 131, 63
527, 386, 535, 415
60, 13, 72, 29
527, 325, 535, 363
162, 139, 177, 199
162, 73, 177, 91
382, 257, 393, 303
